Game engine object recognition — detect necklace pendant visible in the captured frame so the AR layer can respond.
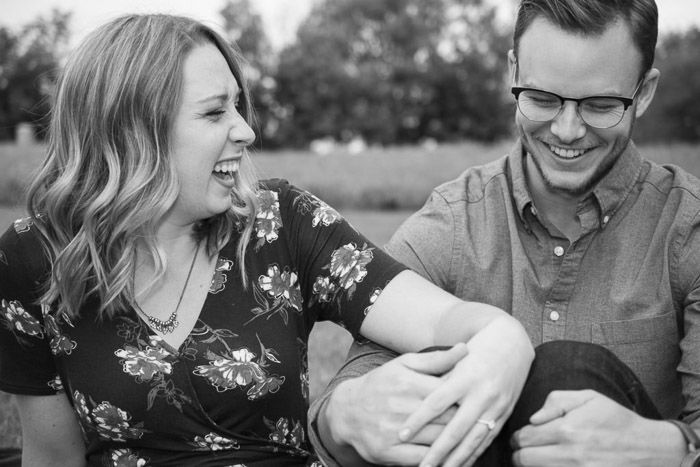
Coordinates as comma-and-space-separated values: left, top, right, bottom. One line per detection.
147, 312, 179, 334
137, 241, 199, 336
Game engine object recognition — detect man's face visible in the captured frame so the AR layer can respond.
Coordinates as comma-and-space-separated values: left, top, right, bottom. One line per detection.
510, 17, 658, 197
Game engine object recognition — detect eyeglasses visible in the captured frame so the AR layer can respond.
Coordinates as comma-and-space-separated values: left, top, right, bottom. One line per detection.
511, 79, 644, 129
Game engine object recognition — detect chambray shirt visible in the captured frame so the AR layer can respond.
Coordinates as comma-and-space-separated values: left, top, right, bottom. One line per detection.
308, 141, 700, 465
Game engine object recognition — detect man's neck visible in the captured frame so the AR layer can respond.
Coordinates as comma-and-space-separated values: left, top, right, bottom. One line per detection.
524, 156, 586, 241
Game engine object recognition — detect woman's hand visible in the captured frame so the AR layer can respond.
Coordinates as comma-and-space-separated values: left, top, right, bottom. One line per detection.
399, 315, 534, 467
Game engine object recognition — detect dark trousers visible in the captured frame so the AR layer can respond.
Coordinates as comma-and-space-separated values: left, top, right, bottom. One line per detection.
474, 340, 662, 466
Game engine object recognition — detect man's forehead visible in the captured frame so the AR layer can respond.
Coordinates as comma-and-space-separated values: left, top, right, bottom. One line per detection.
515, 17, 643, 95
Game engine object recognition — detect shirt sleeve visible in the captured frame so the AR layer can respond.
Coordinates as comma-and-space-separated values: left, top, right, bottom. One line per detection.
675, 211, 700, 428
0, 219, 61, 395
384, 188, 458, 294
266, 179, 407, 339
306, 340, 398, 466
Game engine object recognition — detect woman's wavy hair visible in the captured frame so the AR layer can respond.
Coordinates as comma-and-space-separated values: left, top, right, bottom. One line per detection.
26, 14, 260, 320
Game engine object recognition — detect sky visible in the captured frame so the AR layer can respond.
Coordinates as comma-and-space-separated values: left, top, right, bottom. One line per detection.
1, 0, 700, 51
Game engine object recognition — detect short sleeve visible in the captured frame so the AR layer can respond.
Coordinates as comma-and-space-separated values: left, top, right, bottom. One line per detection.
385, 189, 457, 293
261, 179, 407, 338
0, 219, 61, 395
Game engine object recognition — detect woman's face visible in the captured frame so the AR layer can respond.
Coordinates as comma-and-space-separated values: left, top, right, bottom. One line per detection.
168, 43, 255, 225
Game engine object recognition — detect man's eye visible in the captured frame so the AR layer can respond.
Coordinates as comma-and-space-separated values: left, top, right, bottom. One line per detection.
582, 99, 621, 113
523, 92, 559, 107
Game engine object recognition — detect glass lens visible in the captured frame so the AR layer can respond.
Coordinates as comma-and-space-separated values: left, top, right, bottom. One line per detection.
517, 89, 561, 121
579, 98, 626, 128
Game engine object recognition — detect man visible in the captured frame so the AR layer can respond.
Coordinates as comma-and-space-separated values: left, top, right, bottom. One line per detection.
308, 0, 700, 466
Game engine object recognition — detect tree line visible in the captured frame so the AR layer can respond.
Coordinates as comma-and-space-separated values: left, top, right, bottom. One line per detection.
0, 0, 698, 147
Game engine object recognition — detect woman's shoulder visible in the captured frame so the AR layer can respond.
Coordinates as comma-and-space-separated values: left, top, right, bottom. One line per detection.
257, 178, 322, 204
0, 216, 50, 276
257, 178, 290, 193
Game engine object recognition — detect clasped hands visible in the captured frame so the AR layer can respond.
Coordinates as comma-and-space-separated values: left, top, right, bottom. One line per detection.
326, 336, 687, 466
325, 316, 533, 467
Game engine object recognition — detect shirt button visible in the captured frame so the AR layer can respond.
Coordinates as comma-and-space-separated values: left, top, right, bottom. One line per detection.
603, 215, 610, 224
549, 310, 560, 321
530, 206, 538, 216
554, 246, 565, 257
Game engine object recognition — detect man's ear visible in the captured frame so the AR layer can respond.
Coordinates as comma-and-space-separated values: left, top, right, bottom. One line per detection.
507, 49, 517, 85
635, 67, 660, 118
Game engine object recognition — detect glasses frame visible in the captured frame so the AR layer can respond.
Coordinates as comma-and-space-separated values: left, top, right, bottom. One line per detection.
511, 78, 645, 129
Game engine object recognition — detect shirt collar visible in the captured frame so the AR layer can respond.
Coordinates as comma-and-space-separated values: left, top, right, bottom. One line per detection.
507, 142, 534, 224
590, 141, 645, 219
508, 140, 645, 224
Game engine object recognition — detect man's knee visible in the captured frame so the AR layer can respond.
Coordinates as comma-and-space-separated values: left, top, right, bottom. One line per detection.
515, 340, 659, 420
531, 340, 624, 382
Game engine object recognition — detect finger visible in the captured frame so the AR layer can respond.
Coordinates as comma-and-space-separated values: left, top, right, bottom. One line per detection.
377, 444, 430, 465
442, 421, 497, 467
462, 420, 503, 466
399, 342, 469, 376
411, 423, 450, 445
432, 405, 458, 425
415, 399, 486, 467
529, 389, 593, 425
394, 371, 454, 400
399, 363, 475, 440
512, 445, 568, 467
511, 418, 564, 449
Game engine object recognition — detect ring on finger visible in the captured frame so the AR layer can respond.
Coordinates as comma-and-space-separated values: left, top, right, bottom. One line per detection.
477, 418, 496, 430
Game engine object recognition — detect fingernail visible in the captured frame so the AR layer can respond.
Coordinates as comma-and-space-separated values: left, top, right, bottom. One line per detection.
398, 428, 411, 441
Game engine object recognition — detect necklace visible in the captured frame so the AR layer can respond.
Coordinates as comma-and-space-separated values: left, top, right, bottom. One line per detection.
136, 241, 200, 334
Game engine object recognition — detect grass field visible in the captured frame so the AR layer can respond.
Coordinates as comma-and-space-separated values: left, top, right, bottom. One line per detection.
1, 139, 700, 448
4, 140, 700, 208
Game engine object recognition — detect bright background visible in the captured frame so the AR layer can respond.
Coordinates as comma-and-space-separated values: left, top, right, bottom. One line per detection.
2, 0, 700, 48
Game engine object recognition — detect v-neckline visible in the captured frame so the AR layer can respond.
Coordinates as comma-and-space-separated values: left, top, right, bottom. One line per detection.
135, 250, 222, 354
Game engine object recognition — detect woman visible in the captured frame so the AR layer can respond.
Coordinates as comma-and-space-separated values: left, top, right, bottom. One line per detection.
0, 14, 533, 466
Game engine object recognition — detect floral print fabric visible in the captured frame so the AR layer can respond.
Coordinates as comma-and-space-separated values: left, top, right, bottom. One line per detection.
0, 179, 406, 466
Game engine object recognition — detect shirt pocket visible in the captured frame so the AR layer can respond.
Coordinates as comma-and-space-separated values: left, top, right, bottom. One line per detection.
591, 312, 681, 417
591, 312, 678, 346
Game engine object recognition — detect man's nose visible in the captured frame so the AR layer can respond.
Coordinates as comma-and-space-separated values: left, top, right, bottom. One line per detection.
550, 101, 587, 143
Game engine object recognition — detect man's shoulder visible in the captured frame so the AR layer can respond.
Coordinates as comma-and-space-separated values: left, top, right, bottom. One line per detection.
433, 154, 510, 205
644, 160, 700, 204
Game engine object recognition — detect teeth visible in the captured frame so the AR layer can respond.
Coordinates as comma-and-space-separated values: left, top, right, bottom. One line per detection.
213, 160, 240, 173
549, 144, 586, 159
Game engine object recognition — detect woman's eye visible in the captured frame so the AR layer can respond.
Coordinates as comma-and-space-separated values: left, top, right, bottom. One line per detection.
206, 109, 226, 119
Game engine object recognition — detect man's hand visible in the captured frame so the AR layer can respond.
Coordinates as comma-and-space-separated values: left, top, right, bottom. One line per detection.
511, 389, 687, 466
320, 344, 466, 465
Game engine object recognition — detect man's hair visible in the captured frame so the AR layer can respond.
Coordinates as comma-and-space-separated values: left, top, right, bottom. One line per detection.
513, 0, 658, 76
27, 14, 260, 320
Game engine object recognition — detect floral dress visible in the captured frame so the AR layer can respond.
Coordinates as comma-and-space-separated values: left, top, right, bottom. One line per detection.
0, 180, 406, 466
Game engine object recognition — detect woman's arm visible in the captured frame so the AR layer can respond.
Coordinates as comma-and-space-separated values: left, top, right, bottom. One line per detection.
14, 393, 86, 467
358, 269, 534, 467
360, 270, 510, 351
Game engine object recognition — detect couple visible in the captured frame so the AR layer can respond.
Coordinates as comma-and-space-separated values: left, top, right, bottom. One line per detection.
1, 0, 699, 466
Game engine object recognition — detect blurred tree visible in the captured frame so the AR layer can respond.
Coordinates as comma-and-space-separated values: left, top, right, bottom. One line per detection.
635, 27, 700, 143
0, 9, 70, 141
219, 0, 278, 148
273, 0, 513, 147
